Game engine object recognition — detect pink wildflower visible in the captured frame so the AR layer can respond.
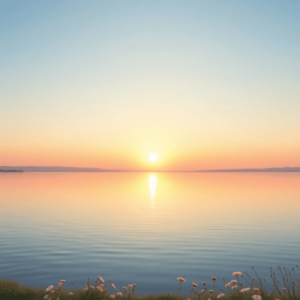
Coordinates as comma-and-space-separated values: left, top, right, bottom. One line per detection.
98, 277, 105, 283
177, 277, 186, 282
97, 286, 103, 292
211, 277, 217, 281
46, 285, 54, 292
252, 296, 262, 300
241, 288, 250, 293
68, 292, 73, 295
232, 272, 242, 276
217, 293, 225, 298
112, 284, 116, 289
192, 283, 198, 287
225, 283, 231, 288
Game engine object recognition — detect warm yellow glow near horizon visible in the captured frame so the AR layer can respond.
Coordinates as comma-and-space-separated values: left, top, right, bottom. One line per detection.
148, 152, 158, 162
1, 173, 300, 226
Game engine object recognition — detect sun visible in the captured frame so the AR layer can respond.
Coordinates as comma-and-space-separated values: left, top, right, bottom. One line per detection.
148, 152, 158, 162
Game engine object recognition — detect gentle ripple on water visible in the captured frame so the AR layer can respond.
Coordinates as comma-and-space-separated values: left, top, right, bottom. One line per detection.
0, 172, 300, 294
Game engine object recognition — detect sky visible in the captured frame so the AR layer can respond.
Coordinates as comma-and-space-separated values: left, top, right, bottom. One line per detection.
1, 0, 299, 171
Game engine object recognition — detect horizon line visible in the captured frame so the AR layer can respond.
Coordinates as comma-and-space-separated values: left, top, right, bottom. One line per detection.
1, 166, 300, 172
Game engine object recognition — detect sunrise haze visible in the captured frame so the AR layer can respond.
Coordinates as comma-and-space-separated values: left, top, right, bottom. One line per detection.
1, 0, 299, 170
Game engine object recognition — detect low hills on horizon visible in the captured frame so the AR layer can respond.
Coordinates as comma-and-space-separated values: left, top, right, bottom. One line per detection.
1, 166, 300, 172
0, 168, 24, 172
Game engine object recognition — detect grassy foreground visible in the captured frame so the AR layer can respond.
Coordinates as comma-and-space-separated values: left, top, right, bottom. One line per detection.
1, 265, 300, 300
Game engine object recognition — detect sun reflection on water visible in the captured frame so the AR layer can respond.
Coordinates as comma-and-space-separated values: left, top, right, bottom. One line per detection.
149, 174, 157, 198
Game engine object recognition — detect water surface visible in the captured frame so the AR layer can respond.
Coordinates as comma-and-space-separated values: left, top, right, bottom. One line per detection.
0, 173, 299, 294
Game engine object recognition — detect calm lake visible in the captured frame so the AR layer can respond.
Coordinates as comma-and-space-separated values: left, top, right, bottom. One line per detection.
0, 172, 299, 294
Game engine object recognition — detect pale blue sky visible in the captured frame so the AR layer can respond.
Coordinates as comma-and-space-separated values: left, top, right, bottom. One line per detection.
1, 0, 299, 169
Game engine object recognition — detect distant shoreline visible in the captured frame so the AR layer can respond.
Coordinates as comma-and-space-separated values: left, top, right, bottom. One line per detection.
0, 169, 24, 172
0, 166, 300, 172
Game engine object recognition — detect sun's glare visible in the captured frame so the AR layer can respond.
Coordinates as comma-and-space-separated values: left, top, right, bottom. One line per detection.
148, 152, 158, 162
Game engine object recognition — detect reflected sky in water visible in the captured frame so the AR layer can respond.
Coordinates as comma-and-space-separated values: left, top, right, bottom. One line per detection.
0, 173, 300, 294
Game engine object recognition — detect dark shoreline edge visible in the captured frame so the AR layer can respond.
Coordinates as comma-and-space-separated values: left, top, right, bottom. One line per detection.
0, 169, 24, 172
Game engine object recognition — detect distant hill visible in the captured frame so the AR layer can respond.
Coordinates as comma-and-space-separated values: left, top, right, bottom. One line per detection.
0, 166, 300, 172
0, 166, 128, 172
196, 167, 300, 172
0, 169, 23, 172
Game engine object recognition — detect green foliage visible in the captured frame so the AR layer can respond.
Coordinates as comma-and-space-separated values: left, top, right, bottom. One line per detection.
0, 280, 44, 300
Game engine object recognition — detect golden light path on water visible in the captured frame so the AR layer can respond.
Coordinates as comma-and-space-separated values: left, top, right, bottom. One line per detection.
149, 174, 157, 198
